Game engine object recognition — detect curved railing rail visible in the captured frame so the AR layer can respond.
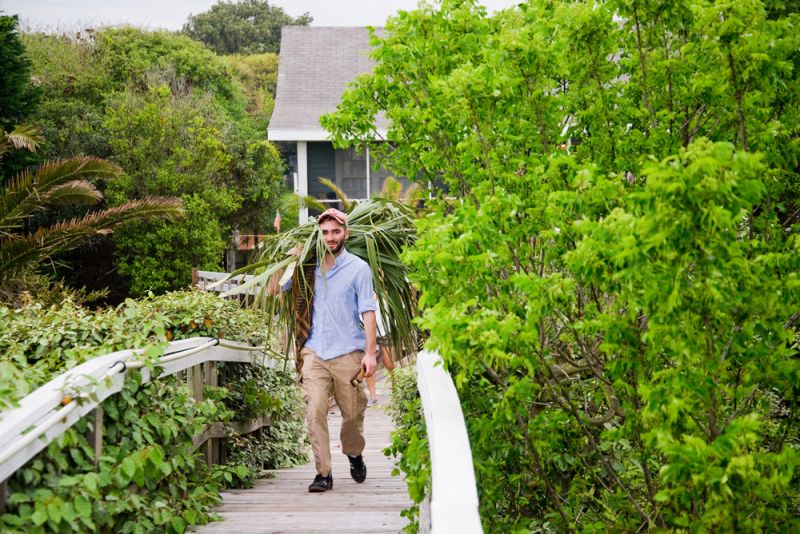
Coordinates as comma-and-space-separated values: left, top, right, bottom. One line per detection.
416, 350, 482, 534
0, 337, 268, 485
193, 269, 254, 294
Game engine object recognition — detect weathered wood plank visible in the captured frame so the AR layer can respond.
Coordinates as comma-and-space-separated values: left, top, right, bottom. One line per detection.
193, 376, 410, 533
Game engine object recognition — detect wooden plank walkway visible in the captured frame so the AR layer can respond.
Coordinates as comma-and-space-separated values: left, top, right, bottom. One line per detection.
194, 376, 410, 533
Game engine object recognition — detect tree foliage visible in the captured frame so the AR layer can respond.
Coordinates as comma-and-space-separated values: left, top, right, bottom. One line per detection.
0, 15, 41, 179
183, 0, 312, 55
222, 52, 279, 129
0, 125, 182, 289
20, 27, 286, 299
324, 0, 800, 531
0, 15, 39, 133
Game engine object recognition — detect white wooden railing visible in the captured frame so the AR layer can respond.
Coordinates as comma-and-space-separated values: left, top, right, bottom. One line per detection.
193, 269, 254, 294
0, 338, 268, 490
416, 350, 482, 534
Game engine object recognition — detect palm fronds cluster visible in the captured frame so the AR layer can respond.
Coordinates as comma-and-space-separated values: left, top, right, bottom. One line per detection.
222, 197, 420, 369
1, 125, 183, 284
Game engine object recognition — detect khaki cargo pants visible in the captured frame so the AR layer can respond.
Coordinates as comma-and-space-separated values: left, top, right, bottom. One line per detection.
300, 347, 368, 477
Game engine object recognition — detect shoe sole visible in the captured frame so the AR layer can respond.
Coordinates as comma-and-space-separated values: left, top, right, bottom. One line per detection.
308, 480, 333, 492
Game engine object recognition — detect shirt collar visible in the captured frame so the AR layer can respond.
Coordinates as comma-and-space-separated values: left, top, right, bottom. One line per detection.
319, 248, 350, 274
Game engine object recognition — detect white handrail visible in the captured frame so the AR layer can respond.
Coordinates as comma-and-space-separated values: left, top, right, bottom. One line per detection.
0, 337, 269, 483
416, 350, 482, 534
195, 270, 254, 293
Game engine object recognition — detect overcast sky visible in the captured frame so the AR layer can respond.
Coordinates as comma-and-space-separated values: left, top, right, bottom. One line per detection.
0, 0, 521, 32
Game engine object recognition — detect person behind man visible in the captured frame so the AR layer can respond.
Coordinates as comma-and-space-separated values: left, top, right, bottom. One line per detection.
269, 207, 377, 493
366, 301, 396, 406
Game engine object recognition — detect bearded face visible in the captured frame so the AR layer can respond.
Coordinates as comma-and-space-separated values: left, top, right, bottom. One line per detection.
320, 219, 349, 255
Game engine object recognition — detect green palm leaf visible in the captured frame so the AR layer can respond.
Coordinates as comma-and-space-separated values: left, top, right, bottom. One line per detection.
318, 177, 353, 211
1, 157, 122, 229
0, 197, 183, 281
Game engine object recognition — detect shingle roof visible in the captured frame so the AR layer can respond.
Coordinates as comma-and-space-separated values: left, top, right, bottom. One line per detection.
268, 26, 388, 141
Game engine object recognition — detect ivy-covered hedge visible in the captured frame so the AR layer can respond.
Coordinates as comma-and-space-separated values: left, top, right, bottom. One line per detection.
0, 290, 306, 533
386, 366, 429, 533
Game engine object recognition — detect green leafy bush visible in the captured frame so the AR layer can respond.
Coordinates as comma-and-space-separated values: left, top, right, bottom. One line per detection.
386, 365, 429, 532
21, 27, 287, 300
0, 290, 306, 533
325, 1, 800, 531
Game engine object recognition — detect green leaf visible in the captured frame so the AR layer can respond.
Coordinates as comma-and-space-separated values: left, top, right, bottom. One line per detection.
120, 457, 137, 481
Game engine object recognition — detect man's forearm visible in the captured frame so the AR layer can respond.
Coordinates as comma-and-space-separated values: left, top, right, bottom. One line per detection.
361, 310, 377, 376
363, 310, 377, 356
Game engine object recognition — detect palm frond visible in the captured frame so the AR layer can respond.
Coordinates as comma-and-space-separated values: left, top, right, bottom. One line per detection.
0, 124, 43, 159
222, 197, 420, 367
0, 157, 121, 227
401, 183, 423, 205
299, 195, 329, 212
42, 180, 103, 206
318, 177, 353, 211
0, 197, 183, 282
379, 176, 402, 201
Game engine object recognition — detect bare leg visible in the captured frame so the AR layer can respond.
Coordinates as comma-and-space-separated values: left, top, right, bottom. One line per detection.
366, 373, 377, 401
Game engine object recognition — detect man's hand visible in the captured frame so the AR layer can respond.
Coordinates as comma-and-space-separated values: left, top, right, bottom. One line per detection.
361, 352, 378, 377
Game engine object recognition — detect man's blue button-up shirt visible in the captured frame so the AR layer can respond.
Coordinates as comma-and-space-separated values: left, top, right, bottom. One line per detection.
305, 249, 377, 360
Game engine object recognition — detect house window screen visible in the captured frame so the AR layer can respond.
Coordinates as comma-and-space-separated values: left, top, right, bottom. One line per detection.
335, 147, 367, 199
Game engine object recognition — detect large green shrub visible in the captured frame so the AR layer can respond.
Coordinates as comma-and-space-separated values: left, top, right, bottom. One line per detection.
0, 290, 306, 533
325, 0, 800, 531
20, 28, 286, 300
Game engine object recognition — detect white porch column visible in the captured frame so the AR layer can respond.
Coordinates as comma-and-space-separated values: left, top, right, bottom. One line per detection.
366, 146, 371, 199
296, 141, 309, 224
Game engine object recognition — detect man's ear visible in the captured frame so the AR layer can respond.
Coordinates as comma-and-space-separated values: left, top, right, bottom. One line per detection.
344, 228, 351, 240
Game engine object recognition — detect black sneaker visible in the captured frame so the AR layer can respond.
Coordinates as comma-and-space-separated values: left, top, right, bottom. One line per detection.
348, 455, 367, 483
308, 473, 333, 492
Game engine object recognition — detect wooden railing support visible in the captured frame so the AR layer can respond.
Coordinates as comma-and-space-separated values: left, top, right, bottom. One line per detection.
85, 407, 104, 467
204, 361, 219, 467
189, 364, 204, 402
0, 480, 7, 514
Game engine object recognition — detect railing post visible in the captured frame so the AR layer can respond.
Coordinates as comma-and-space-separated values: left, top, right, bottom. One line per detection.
0, 479, 7, 514
85, 406, 104, 467
204, 362, 219, 467
189, 364, 204, 402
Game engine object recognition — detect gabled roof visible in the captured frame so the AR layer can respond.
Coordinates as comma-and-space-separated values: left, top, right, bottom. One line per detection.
268, 26, 388, 142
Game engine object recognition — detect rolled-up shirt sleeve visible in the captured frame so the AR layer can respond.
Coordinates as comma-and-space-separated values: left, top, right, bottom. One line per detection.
355, 265, 377, 314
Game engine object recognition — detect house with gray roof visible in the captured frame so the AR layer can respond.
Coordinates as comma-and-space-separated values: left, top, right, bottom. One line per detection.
268, 26, 399, 223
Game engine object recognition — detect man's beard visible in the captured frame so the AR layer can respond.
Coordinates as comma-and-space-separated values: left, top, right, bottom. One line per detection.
328, 239, 345, 255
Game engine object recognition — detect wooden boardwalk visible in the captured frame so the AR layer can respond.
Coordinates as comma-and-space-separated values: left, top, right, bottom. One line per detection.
195, 376, 410, 533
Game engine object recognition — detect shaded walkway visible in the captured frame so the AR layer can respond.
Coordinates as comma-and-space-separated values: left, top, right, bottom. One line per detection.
195, 375, 410, 533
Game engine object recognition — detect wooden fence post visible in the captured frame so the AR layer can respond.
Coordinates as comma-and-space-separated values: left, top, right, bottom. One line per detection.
189, 364, 204, 402
85, 407, 104, 467
0, 479, 7, 514
204, 362, 219, 467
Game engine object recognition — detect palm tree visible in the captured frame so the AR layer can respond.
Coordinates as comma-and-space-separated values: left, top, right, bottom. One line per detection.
219, 177, 422, 372
0, 125, 183, 283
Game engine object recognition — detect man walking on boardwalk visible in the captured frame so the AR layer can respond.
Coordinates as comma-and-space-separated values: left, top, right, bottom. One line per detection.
271, 207, 378, 493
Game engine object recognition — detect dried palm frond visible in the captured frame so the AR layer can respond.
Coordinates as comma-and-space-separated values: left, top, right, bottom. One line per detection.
0, 194, 183, 282
221, 197, 420, 372
0, 124, 43, 159
1, 157, 122, 230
